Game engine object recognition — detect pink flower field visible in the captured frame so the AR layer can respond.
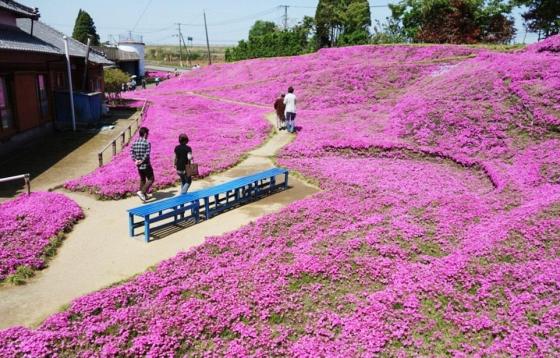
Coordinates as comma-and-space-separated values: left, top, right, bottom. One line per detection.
65, 94, 270, 198
0, 192, 83, 282
2, 37, 560, 355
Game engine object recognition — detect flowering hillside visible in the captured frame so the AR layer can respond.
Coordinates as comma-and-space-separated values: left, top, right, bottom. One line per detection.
2, 37, 560, 355
0, 193, 83, 282
65, 95, 270, 198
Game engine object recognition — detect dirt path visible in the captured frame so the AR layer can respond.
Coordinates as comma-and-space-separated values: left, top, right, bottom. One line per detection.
0, 110, 139, 201
0, 112, 319, 329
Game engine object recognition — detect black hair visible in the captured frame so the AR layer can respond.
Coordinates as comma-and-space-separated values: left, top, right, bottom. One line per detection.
288, 86, 294, 93
139, 127, 149, 137
179, 133, 189, 144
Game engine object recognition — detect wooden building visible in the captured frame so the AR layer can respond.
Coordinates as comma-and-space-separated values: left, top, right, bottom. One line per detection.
0, 0, 112, 154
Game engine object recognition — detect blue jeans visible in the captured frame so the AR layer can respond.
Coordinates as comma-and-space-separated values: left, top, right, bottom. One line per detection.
177, 171, 192, 194
286, 112, 296, 133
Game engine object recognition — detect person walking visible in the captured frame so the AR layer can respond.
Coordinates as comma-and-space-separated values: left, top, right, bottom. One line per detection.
174, 133, 193, 195
273, 93, 286, 130
284, 86, 297, 133
130, 127, 154, 202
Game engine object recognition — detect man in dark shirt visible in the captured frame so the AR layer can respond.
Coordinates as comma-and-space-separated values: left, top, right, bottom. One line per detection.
130, 127, 154, 202
174, 133, 193, 194
274, 94, 286, 130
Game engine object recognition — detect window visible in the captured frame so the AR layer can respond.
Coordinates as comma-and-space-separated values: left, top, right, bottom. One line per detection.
37, 74, 49, 119
53, 72, 65, 90
0, 77, 14, 131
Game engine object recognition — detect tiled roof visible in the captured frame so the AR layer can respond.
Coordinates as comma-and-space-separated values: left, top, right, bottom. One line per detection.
92, 46, 140, 61
0, 0, 38, 19
0, 23, 59, 54
17, 18, 113, 65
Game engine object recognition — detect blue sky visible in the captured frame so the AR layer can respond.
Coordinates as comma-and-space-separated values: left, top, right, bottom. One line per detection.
28, 0, 539, 46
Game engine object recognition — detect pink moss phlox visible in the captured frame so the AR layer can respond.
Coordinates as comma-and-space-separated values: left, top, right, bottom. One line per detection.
0, 192, 83, 280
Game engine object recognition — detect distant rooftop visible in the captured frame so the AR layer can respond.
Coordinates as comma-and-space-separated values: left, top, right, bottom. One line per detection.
0, 0, 39, 19
93, 46, 140, 61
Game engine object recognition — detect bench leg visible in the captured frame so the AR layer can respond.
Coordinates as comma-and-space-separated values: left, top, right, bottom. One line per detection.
271, 176, 276, 193
284, 172, 289, 189
205, 197, 210, 220
144, 215, 150, 243
194, 200, 200, 223
129, 213, 134, 237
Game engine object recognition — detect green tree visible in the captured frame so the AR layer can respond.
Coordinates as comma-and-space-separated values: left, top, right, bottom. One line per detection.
248, 20, 278, 40
315, 0, 342, 47
370, 18, 407, 44
390, 0, 515, 44
315, 0, 372, 47
72, 9, 100, 46
513, 0, 560, 39
225, 18, 315, 62
103, 68, 129, 101
338, 0, 372, 45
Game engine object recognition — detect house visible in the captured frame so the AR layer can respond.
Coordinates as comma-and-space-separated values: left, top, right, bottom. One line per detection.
0, 0, 112, 155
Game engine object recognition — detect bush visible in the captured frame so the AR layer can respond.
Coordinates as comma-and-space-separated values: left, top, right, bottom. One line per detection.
104, 68, 130, 101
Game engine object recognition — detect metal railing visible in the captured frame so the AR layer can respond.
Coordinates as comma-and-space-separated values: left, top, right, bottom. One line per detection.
98, 100, 150, 167
0, 173, 31, 194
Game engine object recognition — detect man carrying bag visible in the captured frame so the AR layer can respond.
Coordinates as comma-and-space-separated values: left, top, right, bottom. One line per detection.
174, 133, 198, 195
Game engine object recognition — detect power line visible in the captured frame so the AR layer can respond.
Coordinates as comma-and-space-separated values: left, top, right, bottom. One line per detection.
132, 0, 154, 31
206, 7, 280, 26
290, 4, 393, 9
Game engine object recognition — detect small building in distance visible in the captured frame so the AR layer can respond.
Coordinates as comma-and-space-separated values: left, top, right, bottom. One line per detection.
116, 33, 145, 77
93, 45, 141, 78
0, 0, 112, 156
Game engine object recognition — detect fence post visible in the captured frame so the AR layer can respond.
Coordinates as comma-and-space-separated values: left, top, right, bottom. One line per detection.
24, 174, 30, 194
98, 153, 103, 167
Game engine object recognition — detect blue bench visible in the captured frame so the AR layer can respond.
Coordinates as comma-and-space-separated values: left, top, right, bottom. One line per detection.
127, 167, 289, 242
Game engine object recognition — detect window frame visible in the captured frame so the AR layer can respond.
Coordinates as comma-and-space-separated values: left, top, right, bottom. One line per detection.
36, 73, 49, 120
0, 75, 15, 134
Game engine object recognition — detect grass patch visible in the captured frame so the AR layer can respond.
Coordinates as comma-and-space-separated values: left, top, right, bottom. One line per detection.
5, 265, 35, 285
288, 272, 324, 292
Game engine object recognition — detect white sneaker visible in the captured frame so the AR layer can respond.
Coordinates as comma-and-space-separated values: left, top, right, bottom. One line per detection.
136, 191, 146, 202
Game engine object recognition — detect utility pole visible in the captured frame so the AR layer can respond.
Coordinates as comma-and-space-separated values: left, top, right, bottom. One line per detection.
203, 11, 212, 65
280, 5, 288, 30
176, 23, 183, 67
82, 36, 91, 92
63, 36, 76, 132
180, 33, 192, 67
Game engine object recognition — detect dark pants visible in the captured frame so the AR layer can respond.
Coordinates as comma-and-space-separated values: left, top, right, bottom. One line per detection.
138, 166, 154, 195
286, 112, 296, 133
177, 171, 192, 194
